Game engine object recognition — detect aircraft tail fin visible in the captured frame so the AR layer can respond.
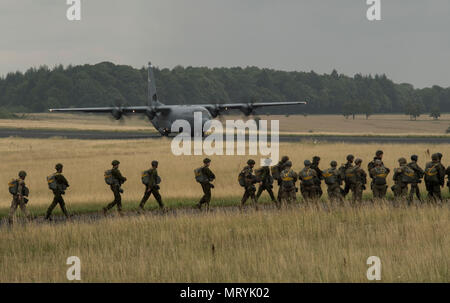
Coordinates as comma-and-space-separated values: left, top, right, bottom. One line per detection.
148, 62, 159, 106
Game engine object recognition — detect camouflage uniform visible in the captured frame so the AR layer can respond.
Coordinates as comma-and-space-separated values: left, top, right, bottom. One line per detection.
369, 165, 390, 199
299, 160, 319, 201
392, 158, 416, 202
46, 166, 70, 220
407, 156, 424, 202
273, 156, 290, 203
255, 165, 276, 203
347, 159, 366, 204
197, 159, 216, 210
8, 172, 29, 224
339, 155, 355, 197
322, 162, 343, 203
104, 162, 127, 214
279, 161, 298, 205
311, 156, 323, 198
367, 150, 384, 191
139, 163, 163, 210
424, 154, 445, 202
240, 160, 258, 209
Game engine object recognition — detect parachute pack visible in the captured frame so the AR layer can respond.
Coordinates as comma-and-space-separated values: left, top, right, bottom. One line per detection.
238, 170, 247, 187
194, 167, 208, 183
373, 167, 388, 185
424, 164, 439, 183
322, 169, 337, 185
300, 168, 315, 186
270, 165, 281, 180
104, 170, 115, 185
345, 167, 357, 184
141, 170, 162, 185
401, 166, 415, 184
47, 173, 59, 190
8, 179, 18, 195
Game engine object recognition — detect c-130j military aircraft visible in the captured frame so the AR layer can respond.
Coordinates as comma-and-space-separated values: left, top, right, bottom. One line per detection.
49, 62, 307, 136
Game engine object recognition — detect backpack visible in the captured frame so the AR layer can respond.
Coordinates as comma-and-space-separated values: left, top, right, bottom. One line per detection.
401, 166, 415, 184
373, 167, 388, 185
280, 169, 296, 188
104, 170, 115, 185
424, 164, 439, 183
270, 165, 281, 180
345, 167, 357, 184
238, 170, 247, 187
194, 167, 208, 183
300, 168, 315, 186
47, 173, 59, 190
141, 170, 151, 185
8, 179, 18, 195
322, 168, 337, 185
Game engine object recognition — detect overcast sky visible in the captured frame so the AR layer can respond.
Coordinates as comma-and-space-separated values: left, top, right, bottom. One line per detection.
0, 0, 449, 88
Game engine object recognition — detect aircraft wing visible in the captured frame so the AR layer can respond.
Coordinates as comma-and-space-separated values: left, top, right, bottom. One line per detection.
203, 101, 307, 116
49, 106, 150, 114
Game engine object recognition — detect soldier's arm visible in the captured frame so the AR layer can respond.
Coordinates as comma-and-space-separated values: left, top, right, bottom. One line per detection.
113, 169, 127, 183
204, 167, 215, 181
56, 174, 70, 187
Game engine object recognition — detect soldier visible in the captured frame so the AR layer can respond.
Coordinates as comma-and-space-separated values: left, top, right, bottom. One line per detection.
424, 153, 445, 202
239, 159, 259, 210
310, 156, 323, 198
392, 157, 415, 203
103, 160, 127, 215
407, 155, 424, 202
369, 160, 390, 200
322, 161, 343, 203
278, 161, 298, 206
195, 158, 216, 210
339, 154, 355, 197
272, 156, 290, 203
139, 160, 164, 211
255, 158, 276, 204
347, 158, 366, 204
8, 171, 30, 225
45, 163, 70, 221
299, 160, 319, 202
368, 150, 384, 190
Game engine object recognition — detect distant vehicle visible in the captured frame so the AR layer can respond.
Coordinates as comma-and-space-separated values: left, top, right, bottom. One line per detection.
49, 62, 306, 136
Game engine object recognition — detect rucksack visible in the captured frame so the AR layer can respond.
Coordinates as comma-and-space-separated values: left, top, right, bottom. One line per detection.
141, 170, 151, 185
194, 167, 208, 183
401, 166, 415, 184
424, 164, 439, 183
104, 170, 115, 185
280, 169, 296, 188
322, 168, 337, 185
373, 167, 388, 185
300, 168, 315, 186
8, 179, 18, 195
238, 170, 247, 187
270, 165, 281, 180
47, 173, 59, 190
345, 167, 357, 184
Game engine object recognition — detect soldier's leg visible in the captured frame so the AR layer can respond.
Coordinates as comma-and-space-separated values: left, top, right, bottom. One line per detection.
433, 185, 442, 202
152, 189, 164, 209
408, 184, 415, 202
58, 195, 70, 218
250, 187, 258, 210
115, 190, 123, 213
18, 198, 29, 218
256, 185, 264, 201
343, 183, 350, 197
8, 197, 19, 224
139, 186, 151, 209
414, 184, 422, 201
45, 195, 59, 219
267, 186, 276, 202
105, 186, 119, 211
290, 188, 297, 204
241, 188, 250, 207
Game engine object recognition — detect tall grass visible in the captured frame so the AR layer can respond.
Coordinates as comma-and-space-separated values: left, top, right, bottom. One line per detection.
1, 202, 448, 282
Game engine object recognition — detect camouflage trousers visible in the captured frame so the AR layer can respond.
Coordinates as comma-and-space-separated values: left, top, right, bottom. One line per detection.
139, 185, 163, 209
408, 183, 422, 202
241, 185, 257, 208
425, 182, 442, 202
46, 191, 69, 218
327, 184, 343, 203
349, 183, 364, 203
372, 184, 387, 199
105, 185, 122, 212
280, 185, 297, 205
8, 195, 28, 223
301, 184, 317, 201
198, 182, 212, 209
392, 183, 408, 199
256, 184, 276, 202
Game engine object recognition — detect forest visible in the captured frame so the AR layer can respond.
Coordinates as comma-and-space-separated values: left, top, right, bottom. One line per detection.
0, 62, 449, 118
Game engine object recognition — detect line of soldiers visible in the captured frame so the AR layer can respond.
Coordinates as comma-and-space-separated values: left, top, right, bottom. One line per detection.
6, 151, 450, 224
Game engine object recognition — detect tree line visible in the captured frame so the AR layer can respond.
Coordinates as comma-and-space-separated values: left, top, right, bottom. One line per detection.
0, 62, 449, 118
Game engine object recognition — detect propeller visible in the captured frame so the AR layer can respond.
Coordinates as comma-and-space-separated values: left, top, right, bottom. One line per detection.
109, 99, 128, 124
240, 99, 256, 116
145, 106, 158, 121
